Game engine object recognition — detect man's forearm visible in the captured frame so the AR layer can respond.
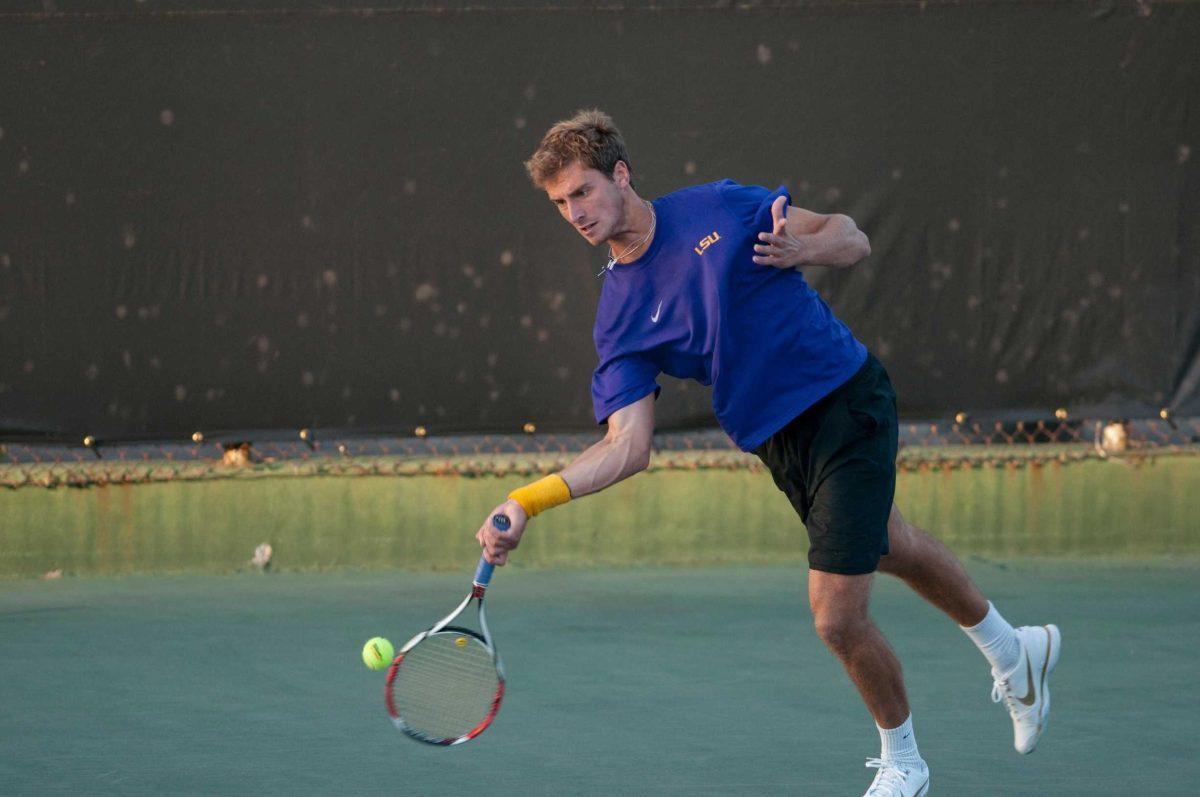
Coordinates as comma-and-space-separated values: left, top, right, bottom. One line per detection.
803, 215, 871, 268
559, 432, 650, 498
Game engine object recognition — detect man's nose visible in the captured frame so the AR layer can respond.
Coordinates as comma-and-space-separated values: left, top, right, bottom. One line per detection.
567, 202, 585, 223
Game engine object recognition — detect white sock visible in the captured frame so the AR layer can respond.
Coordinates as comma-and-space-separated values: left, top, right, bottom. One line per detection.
878, 714, 921, 763
961, 601, 1022, 677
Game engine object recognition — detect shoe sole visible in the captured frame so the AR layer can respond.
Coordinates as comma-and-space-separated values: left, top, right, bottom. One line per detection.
1045, 623, 1062, 674
1020, 623, 1061, 755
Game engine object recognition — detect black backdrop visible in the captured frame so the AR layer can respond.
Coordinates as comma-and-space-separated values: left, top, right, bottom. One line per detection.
1, 1, 1198, 440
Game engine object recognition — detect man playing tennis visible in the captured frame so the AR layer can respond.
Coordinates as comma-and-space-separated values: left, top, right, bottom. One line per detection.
476, 109, 1060, 796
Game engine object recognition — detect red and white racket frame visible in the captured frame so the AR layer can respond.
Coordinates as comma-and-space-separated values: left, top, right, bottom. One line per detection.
385, 585, 506, 745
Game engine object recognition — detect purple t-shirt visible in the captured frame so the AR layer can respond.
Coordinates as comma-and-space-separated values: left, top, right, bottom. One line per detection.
591, 180, 867, 451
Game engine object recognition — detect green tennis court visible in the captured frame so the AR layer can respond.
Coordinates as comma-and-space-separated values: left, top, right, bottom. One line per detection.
3, 560, 1196, 795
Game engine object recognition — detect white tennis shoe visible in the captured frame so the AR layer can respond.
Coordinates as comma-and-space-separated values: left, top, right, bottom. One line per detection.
862, 757, 930, 796
991, 623, 1062, 754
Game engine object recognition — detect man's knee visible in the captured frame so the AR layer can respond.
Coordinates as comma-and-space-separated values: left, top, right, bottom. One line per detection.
808, 569, 873, 654
813, 610, 868, 656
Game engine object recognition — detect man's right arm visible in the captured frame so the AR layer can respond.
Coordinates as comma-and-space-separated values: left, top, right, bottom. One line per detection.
475, 392, 655, 565
560, 391, 655, 497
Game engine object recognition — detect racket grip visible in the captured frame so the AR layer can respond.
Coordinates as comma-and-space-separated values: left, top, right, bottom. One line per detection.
473, 513, 512, 588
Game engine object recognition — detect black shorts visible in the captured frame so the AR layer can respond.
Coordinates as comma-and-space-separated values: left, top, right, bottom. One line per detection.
752, 354, 899, 575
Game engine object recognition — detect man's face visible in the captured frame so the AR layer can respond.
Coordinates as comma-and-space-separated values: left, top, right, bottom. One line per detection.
542, 160, 628, 246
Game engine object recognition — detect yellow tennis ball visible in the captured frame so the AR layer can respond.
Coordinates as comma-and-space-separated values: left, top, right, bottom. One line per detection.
455, 636, 468, 648
362, 637, 394, 671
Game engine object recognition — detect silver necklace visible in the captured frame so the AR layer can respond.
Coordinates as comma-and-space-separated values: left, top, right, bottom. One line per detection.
596, 201, 656, 278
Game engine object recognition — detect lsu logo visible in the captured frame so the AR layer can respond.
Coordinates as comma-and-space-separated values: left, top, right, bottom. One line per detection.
694, 231, 721, 256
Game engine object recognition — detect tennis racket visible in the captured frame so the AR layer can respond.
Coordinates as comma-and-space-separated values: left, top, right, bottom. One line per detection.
384, 513, 510, 746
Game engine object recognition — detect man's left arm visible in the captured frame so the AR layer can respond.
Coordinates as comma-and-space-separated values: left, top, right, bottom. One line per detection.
752, 195, 871, 269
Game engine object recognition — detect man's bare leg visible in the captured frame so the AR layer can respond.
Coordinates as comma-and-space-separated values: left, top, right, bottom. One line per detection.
809, 568, 931, 794
876, 504, 988, 627
807, 503, 993, 723
808, 569, 910, 728
877, 503, 1062, 756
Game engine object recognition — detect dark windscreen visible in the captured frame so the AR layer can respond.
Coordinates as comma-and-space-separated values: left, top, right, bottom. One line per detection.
1, 2, 1197, 439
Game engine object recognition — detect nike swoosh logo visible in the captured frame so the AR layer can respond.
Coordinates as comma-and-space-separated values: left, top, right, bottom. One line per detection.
650, 300, 663, 323
1017, 650, 1037, 706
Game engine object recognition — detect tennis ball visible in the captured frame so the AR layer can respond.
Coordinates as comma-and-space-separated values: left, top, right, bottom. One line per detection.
362, 637, 394, 671
455, 636, 468, 648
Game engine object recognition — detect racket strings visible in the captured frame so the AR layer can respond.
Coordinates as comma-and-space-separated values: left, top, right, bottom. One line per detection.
392, 632, 500, 741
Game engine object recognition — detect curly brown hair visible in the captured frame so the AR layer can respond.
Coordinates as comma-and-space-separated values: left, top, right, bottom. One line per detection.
524, 109, 634, 188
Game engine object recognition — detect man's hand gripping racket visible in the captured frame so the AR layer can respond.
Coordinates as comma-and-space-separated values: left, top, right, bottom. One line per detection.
384, 513, 513, 746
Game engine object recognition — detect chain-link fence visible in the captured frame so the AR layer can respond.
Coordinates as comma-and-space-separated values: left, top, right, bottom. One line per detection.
2, 416, 1197, 489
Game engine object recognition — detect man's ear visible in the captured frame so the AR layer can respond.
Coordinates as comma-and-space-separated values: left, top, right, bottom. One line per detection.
611, 160, 631, 188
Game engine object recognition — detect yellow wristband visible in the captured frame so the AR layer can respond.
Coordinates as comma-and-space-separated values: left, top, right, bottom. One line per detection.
508, 474, 572, 517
